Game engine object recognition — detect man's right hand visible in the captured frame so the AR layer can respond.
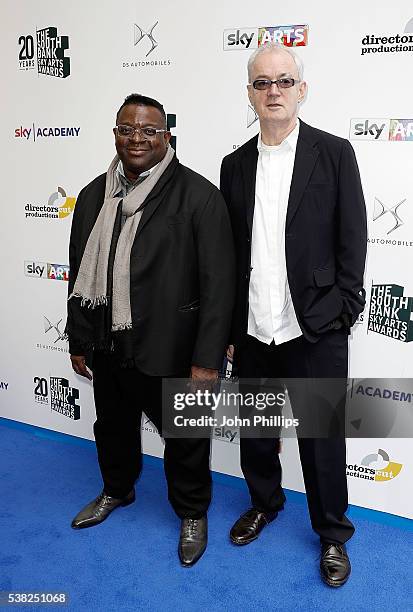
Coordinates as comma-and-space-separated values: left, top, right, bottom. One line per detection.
226, 345, 234, 363
70, 355, 92, 380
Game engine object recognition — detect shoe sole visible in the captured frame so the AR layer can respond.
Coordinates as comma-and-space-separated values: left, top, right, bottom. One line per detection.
230, 533, 259, 546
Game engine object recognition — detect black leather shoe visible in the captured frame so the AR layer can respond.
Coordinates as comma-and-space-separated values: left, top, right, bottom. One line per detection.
320, 543, 351, 587
230, 508, 277, 545
178, 516, 208, 567
71, 489, 135, 529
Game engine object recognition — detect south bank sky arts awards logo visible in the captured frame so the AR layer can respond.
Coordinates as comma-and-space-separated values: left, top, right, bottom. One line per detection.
122, 19, 172, 69
24, 187, 76, 220
368, 284, 413, 342
223, 25, 309, 50
34, 376, 80, 420
18, 26, 70, 78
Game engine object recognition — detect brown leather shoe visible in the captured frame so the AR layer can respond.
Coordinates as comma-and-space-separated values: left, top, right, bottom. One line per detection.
320, 543, 351, 587
71, 489, 135, 529
230, 508, 277, 545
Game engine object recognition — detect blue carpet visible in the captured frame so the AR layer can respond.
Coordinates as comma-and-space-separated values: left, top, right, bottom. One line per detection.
0, 420, 412, 612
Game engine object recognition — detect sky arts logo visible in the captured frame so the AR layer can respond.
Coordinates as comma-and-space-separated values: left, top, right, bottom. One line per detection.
347, 449, 403, 482
24, 187, 76, 220
24, 261, 69, 281
122, 19, 172, 69
350, 118, 413, 141
18, 26, 71, 78
223, 25, 308, 50
15, 124, 80, 142
34, 376, 80, 419
368, 284, 413, 342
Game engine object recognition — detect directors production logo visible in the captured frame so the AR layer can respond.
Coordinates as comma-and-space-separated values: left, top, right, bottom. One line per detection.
34, 376, 80, 420
24, 187, 76, 220
349, 118, 413, 141
18, 26, 71, 78
347, 449, 402, 482
223, 24, 309, 50
122, 19, 172, 69
360, 18, 413, 56
368, 196, 412, 249
368, 283, 413, 342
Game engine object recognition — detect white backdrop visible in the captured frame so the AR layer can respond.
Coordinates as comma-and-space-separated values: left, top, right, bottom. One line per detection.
1, 0, 412, 519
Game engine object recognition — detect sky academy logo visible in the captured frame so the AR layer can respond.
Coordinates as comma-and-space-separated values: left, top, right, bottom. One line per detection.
368, 283, 413, 342
347, 449, 402, 482
34, 376, 80, 419
223, 25, 308, 50
123, 19, 172, 69
18, 26, 70, 78
15, 124, 80, 142
0, 381, 9, 391
350, 118, 413, 141
24, 261, 69, 281
25, 187, 76, 220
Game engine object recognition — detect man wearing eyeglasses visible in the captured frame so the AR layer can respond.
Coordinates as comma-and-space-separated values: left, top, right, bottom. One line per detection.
66, 93, 235, 567
220, 44, 367, 586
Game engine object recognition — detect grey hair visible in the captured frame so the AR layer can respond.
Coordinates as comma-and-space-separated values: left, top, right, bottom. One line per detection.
247, 42, 304, 83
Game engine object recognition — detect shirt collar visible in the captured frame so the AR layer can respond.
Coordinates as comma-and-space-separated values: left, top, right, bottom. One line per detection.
257, 118, 300, 153
116, 159, 153, 184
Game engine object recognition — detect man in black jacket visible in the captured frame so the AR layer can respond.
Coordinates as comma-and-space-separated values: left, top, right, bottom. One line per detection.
66, 94, 235, 567
220, 44, 367, 586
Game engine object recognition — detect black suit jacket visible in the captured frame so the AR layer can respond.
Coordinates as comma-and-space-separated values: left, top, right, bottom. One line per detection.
67, 158, 235, 375
220, 120, 367, 345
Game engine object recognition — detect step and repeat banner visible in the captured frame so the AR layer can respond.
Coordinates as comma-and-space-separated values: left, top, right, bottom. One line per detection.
1, 0, 412, 519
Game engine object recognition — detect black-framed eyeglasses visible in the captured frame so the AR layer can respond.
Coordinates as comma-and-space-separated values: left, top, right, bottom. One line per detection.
114, 125, 169, 139
251, 78, 300, 90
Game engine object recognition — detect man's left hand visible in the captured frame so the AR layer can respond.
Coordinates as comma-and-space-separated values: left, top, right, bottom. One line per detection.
190, 366, 218, 381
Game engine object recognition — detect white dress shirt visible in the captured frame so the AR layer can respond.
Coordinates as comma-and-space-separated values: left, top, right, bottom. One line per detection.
248, 120, 302, 345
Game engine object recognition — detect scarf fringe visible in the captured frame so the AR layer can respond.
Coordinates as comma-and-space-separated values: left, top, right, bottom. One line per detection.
111, 322, 133, 332
68, 292, 108, 309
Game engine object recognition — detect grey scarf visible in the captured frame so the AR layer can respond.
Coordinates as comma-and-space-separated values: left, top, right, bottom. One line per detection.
69, 145, 175, 330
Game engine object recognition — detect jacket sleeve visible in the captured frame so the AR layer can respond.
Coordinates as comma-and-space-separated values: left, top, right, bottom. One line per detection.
65, 186, 94, 355
191, 187, 236, 369
335, 140, 367, 325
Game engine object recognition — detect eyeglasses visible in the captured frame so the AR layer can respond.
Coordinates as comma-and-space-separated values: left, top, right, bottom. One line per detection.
251, 78, 300, 90
114, 125, 169, 139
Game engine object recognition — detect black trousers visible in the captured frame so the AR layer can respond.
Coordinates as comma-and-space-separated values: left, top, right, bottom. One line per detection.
235, 331, 355, 545
91, 351, 211, 519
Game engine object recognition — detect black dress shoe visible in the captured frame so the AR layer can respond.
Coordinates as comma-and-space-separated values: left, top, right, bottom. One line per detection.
230, 508, 277, 545
178, 516, 208, 567
320, 543, 351, 587
71, 489, 135, 529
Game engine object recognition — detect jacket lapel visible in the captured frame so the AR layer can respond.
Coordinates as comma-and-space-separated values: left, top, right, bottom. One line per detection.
134, 156, 179, 238
241, 136, 258, 236
286, 121, 319, 228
